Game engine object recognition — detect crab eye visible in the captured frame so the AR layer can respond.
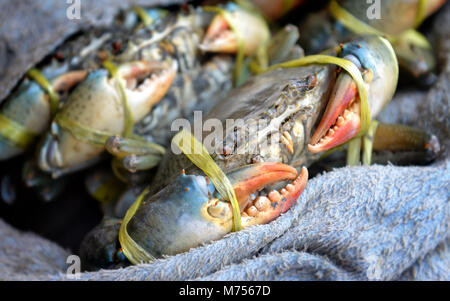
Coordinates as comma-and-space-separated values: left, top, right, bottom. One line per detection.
343, 54, 362, 70
282, 75, 317, 99
111, 39, 129, 55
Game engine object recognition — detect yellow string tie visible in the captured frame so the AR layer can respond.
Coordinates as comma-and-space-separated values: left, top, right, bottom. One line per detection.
133, 6, 168, 27
328, 0, 431, 48
26, 68, 60, 116
266, 53, 371, 137
119, 186, 156, 265
172, 129, 242, 232
0, 114, 37, 149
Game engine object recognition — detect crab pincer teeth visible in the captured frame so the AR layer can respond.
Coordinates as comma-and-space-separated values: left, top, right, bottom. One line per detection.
200, 8, 269, 56
117, 60, 175, 91
308, 72, 361, 153
228, 162, 298, 209
227, 162, 307, 226
241, 167, 308, 227
121, 60, 177, 121
200, 14, 238, 54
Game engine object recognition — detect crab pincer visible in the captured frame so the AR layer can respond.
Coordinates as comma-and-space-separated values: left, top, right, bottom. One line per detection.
308, 35, 398, 153
125, 162, 307, 258
38, 60, 177, 177
200, 3, 270, 56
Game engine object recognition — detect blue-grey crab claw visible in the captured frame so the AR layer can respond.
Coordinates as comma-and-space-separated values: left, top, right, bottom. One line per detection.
0, 81, 49, 160
37, 60, 177, 177
308, 35, 398, 153
80, 218, 129, 271
125, 162, 308, 258
0, 71, 86, 160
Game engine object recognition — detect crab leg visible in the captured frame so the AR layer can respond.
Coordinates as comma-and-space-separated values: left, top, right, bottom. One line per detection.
372, 123, 440, 155
121, 154, 162, 173
105, 135, 165, 157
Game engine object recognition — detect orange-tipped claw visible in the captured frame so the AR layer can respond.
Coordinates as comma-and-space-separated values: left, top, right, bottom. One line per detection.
118, 60, 178, 120
51, 70, 87, 93
200, 9, 269, 56
308, 72, 361, 153
226, 162, 307, 227
241, 166, 308, 227
227, 162, 298, 209
121, 164, 308, 258
200, 14, 238, 54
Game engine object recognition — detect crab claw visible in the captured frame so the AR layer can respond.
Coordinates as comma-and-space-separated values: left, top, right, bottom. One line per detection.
38, 60, 177, 177
0, 71, 87, 161
0, 81, 50, 160
125, 162, 307, 258
231, 164, 308, 227
308, 35, 399, 154
308, 72, 360, 153
200, 5, 269, 56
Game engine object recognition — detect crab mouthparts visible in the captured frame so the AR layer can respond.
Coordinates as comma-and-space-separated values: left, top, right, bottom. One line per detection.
200, 15, 238, 53
308, 72, 361, 154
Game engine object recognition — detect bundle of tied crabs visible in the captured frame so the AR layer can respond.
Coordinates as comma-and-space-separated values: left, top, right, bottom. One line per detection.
0, 0, 445, 270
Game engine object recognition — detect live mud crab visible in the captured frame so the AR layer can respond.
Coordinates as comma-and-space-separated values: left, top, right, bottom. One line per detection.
80, 35, 440, 270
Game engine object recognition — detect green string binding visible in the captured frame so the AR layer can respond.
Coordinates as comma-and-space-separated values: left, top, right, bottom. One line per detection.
266, 53, 371, 137
133, 6, 169, 27
26, 68, 60, 116
173, 129, 242, 232
119, 186, 156, 265
414, 0, 428, 29
0, 68, 58, 150
133, 6, 154, 27
0, 114, 37, 149
362, 120, 379, 165
328, 0, 431, 48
